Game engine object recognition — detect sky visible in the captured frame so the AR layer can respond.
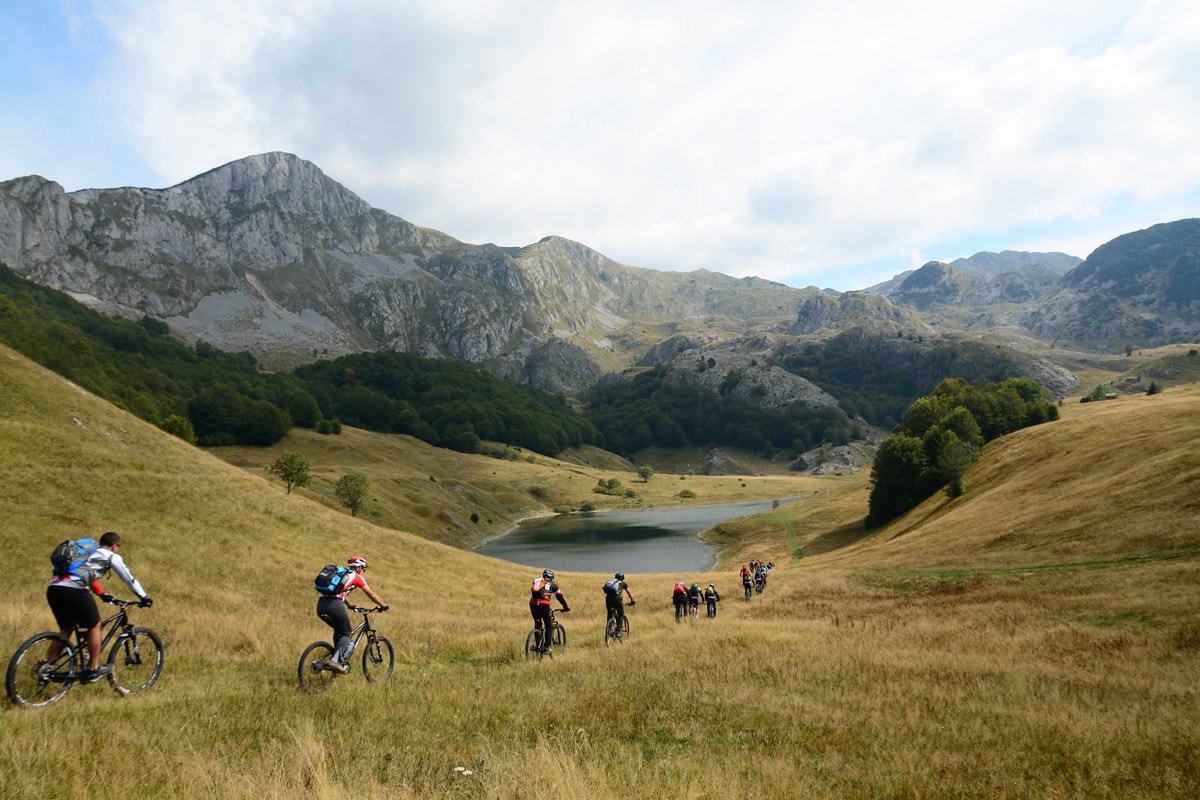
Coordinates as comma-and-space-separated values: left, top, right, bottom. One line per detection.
2, 1, 1199, 291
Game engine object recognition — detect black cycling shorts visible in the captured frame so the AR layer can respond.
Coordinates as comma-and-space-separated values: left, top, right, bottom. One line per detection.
46, 585, 100, 631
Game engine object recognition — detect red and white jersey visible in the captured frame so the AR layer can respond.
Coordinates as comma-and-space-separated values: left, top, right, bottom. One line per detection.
333, 571, 370, 601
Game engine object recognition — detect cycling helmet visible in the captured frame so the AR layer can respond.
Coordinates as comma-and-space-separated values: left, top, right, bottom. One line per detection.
347, 556, 368, 569
542, 569, 555, 580
615, 573, 625, 581
691, 582, 699, 589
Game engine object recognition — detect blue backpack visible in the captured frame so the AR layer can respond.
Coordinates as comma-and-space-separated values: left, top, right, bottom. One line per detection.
314, 564, 350, 595
50, 538, 100, 582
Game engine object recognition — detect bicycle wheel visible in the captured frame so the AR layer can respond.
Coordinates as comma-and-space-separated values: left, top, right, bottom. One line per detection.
550, 622, 567, 657
525, 629, 543, 660
362, 635, 394, 683
605, 617, 617, 647
298, 641, 337, 693
619, 615, 629, 640
106, 627, 164, 696
6, 632, 77, 708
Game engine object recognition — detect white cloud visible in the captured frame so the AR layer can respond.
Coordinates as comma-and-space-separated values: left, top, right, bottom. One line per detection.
7, 0, 1198, 289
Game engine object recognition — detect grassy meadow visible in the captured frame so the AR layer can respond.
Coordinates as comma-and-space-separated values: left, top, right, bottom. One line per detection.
1, 342, 1198, 799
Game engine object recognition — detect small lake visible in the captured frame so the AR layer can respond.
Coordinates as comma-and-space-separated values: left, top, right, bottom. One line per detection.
477, 498, 789, 574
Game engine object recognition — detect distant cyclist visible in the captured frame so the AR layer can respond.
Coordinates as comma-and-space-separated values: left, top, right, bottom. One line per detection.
317, 556, 389, 674
704, 583, 720, 617
530, 569, 569, 652
672, 579, 688, 621
686, 582, 704, 618
602, 573, 635, 628
45, 531, 152, 683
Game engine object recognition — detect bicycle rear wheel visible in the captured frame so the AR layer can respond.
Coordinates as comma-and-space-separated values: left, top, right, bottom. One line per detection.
298, 641, 337, 693
605, 617, 617, 647
525, 629, 543, 661
107, 627, 164, 696
6, 632, 77, 708
362, 635, 394, 682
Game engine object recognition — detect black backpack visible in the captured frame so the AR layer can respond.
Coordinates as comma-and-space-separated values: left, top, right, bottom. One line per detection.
314, 564, 350, 595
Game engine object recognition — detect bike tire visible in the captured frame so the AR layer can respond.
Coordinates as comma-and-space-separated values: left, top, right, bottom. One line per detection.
362, 635, 394, 683
551, 623, 567, 657
525, 629, 543, 661
619, 615, 629, 640
298, 641, 337, 694
6, 632, 77, 708
604, 617, 616, 647
107, 627, 164, 696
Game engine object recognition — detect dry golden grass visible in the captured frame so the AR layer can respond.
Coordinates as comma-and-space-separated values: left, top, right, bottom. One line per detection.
210, 424, 816, 549
2, 343, 1198, 799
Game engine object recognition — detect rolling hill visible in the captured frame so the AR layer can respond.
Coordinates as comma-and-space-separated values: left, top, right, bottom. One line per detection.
1, 343, 1197, 799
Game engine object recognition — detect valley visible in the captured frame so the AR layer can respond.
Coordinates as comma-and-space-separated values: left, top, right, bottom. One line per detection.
2, 343, 1196, 798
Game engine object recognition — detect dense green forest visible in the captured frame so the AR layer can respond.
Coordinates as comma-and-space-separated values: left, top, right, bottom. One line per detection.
0, 263, 602, 455
780, 332, 1027, 429
586, 365, 863, 458
293, 352, 603, 455
866, 376, 1059, 526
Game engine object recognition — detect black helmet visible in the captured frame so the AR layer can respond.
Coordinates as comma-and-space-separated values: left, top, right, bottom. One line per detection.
615, 573, 625, 581
542, 569, 555, 580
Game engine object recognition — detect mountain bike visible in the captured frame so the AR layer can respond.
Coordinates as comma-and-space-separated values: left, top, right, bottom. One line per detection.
525, 608, 568, 660
755, 575, 767, 594
298, 606, 393, 694
604, 601, 633, 646
706, 596, 719, 618
743, 579, 753, 600
6, 597, 163, 708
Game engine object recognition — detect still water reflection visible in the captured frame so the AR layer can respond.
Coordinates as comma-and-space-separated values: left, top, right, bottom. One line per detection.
477, 498, 789, 574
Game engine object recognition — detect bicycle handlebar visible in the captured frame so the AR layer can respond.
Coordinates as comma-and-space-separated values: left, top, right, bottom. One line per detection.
347, 605, 388, 614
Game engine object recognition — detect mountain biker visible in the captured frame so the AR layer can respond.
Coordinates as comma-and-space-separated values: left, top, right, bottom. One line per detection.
686, 582, 704, 618
740, 564, 751, 582
742, 570, 753, 598
755, 562, 769, 592
45, 531, 152, 683
530, 569, 569, 652
672, 579, 688, 620
317, 556, 389, 674
603, 572, 635, 629
704, 583, 720, 616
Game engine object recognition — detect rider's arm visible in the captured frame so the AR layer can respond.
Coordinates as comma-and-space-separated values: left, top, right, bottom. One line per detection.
355, 574, 388, 608
105, 551, 148, 600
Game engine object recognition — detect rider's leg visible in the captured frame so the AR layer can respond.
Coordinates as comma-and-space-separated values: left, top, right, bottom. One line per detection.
317, 597, 353, 662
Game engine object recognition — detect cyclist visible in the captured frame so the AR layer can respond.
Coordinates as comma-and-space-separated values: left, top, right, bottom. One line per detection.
742, 569, 753, 598
704, 583, 720, 617
530, 569, 569, 652
686, 582, 704, 618
45, 531, 152, 683
602, 572, 635, 630
755, 562, 769, 591
672, 579, 688, 621
317, 556, 389, 674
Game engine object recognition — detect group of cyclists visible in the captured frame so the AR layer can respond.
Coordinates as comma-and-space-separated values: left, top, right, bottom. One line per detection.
740, 559, 774, 597
671, 579, 721, 619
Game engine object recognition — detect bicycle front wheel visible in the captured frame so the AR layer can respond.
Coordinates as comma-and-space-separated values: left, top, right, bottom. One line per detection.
362, 636, 394, 683
107, 627, 164, 696
6, 632, 77, 708
551, 623, 567, 657
298, 641, 337, 694
619, 615, 630, 640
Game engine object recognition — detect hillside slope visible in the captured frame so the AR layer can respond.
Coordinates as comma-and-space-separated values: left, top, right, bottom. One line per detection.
799, 382, 1200, 569
2, 344, 1197, 799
